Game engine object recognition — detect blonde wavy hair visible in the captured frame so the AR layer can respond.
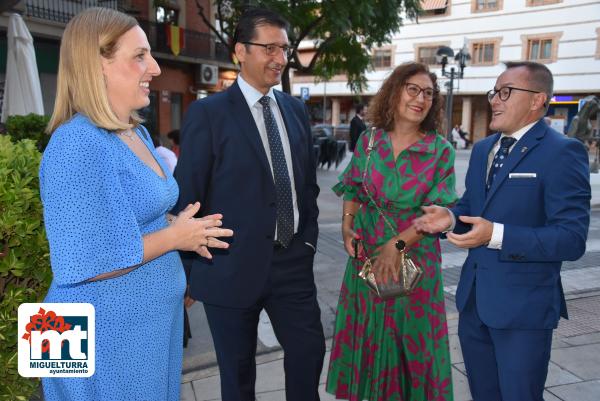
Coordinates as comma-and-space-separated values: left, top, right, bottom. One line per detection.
367, 62, 442, 133
46, 7, 141, 134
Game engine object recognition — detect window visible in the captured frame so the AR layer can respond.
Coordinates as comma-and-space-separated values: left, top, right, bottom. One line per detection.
472, 0, 502, 12
596, 28, 600, 59
417, 46, 440, 65
528, 39, 552, 60
420, 0, 450, 18
526, 0, 561, 6
170, 92, 183, 130
521, 33, 561, 63
470, 38, 501, 66
372, 48, 392, 69
156, 1, 180, 24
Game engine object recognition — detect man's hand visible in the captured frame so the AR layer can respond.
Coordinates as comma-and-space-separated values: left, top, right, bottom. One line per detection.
413, 205, 453, 234
447, 216, 493, 249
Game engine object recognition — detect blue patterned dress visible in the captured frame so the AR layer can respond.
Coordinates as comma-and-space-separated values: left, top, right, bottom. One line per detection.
39, 114, 186, 401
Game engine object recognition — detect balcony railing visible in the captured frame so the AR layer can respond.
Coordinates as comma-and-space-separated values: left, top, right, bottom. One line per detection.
139, 20, 232, 64
23, 2, 232, 64
25, 0, 122, 24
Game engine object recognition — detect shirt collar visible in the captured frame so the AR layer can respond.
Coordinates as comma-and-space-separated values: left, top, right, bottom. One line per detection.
500, 121, 537, 143
237, 74, 276, 109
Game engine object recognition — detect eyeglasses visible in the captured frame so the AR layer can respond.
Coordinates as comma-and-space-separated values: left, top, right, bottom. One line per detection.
405, 83, 436, 100
487, 86, 541, 102
242, 42, 293, 58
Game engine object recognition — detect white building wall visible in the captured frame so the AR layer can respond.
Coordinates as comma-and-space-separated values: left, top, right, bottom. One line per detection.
293, 0, 600, 97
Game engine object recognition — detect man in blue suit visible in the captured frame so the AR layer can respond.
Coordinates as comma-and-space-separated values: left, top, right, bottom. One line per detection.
173, 8, 325, 401
414, 61, 590, 401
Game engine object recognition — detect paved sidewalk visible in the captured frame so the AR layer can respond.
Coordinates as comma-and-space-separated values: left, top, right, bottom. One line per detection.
180, 150, 600, 401
182, 292, 600, 401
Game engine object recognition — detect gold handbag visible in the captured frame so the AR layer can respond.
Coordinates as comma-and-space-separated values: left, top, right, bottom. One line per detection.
355, 128, 424, 300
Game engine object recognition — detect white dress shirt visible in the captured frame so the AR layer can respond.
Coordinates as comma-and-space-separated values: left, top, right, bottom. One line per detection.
237, 74, 299, 237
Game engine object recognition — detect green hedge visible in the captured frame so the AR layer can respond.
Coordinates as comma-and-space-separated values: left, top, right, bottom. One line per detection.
0, 134, 52, 400
3, 114, 51, 152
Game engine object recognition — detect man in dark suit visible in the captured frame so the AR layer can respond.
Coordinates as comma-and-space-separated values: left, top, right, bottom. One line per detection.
414, 61, 590, 401
173, 8, 325, 401
348, 103, 367, 152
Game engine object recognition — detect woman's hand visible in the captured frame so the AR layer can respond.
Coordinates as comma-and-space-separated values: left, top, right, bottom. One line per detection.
171, 202, 234, 258
342, 224, 361, 258
373, 239, 401, 285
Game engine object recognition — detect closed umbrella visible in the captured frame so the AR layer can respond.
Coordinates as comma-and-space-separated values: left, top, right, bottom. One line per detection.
1, 13, 44, 122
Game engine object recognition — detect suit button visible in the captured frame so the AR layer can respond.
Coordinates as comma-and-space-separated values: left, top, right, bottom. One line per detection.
473, 264, 477, 270
269, 202, 276, 207
266, 235, 272, 240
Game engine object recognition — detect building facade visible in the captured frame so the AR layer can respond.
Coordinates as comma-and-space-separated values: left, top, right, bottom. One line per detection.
0, 0, 237, 137
292, 0, 600, 142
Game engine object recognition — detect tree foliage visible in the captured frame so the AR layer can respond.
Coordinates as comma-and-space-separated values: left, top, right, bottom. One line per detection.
196, 0, 422, 93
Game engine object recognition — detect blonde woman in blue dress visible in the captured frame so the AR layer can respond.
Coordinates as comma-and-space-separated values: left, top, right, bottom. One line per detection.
40, 8, 233, 400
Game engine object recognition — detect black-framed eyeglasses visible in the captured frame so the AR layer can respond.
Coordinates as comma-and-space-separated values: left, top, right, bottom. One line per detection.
405, 83, 436, 100
487, 86, 541, 102
242, 42, 293, 58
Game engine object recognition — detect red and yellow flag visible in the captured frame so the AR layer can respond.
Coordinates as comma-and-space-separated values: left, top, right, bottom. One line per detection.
166, 24, 185, 56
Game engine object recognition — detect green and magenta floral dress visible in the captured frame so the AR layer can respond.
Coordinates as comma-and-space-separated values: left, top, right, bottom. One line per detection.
327, 128, 458, 401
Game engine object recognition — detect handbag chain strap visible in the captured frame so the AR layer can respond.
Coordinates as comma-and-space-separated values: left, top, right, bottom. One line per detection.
361, 127, 398, 235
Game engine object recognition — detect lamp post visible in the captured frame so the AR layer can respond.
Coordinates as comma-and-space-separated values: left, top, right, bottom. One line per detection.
436, 45, 470, 146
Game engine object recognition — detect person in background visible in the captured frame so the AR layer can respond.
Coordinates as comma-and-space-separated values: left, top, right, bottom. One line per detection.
151, 132, 177, 173
173, 8, 324, 401
167, 128, 180, 157
414, 61, 590, 401
349, 103, 367, 152
40, 8, 232, 400
327, 62, 457, 401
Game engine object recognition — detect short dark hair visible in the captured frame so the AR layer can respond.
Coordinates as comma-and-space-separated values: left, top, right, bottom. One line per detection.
233, 8, 289, 45
167, 129, 180, 145
504, 61, 553, 107
355, 104, 365, 114
367, 62, 442, 133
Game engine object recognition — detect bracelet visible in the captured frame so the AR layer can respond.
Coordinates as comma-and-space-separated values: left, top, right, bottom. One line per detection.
343, 212, 355, 219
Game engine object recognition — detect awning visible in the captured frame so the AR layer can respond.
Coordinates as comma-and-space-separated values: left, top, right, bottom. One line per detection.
421, 0, 448, 11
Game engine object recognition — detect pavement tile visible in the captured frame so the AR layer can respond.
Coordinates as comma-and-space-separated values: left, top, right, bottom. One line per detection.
543, 390, 563, 401
545, 361, 582, 387
547, 380, 600, 401
449, 333, 464, 364
551, 338, 572, 349
451, 366, 472, 401
563, 332, 600, 346
180, 382, 196, 401
551, 343, 600, 380
192, 375, 221, 401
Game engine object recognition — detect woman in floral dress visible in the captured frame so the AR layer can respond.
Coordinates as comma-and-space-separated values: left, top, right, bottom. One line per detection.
326, 62, 458, 401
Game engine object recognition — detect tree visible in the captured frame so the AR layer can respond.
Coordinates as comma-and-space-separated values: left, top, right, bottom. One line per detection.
195, 0, 422, 93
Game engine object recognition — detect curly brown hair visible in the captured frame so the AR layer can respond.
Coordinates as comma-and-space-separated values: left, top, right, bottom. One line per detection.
367, 62, 442, 133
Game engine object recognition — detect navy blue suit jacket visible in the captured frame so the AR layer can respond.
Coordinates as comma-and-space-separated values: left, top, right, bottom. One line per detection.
173, 82, 319, 308
453, 120, 590, 329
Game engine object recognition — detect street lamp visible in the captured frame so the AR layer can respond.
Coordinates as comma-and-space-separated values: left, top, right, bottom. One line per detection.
436, 44, 470, 146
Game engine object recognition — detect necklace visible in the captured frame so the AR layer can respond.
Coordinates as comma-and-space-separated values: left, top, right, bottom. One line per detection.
119, 129, 135, 141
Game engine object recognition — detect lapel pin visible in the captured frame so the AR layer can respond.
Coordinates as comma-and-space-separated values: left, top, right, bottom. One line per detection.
521, 146, 528, 153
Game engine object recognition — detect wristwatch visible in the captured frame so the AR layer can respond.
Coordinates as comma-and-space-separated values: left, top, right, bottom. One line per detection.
395, 239, 406, 252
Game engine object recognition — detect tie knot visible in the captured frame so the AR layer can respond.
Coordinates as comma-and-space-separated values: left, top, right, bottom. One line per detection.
500, 136, 516, 149
259, 96, 270, 107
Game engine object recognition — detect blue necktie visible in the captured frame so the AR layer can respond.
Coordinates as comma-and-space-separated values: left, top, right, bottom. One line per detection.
259, 96, 294, 247
486, 136, 517, 192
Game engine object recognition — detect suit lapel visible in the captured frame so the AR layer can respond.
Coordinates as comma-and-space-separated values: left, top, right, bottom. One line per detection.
227, 82, 271, 175
274, 91, 304, 187
483, 121, 546, 209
